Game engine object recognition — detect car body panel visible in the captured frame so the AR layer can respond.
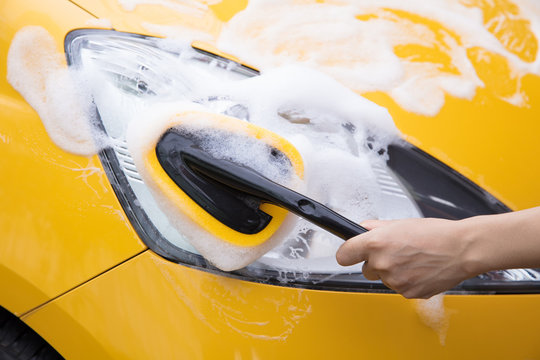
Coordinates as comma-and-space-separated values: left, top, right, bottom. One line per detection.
363, 80, 540, 212
1, 0, 540, 358
70, 0, 540, 211
0, 0, 146, 315
67, 0, 229, 38
23, 251, 540, 359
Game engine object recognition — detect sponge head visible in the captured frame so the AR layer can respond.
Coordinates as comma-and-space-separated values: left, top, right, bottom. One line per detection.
129, 110, 304, 270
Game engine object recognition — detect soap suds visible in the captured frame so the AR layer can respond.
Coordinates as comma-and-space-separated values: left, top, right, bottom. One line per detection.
10, 2, 540, 272
63, 26, 418, 270
118, 0, 221, 17
122, 62, 413, 270
217, 0, 540, 116
127, 105, 302, 270
216, 66, 407, 228
186, 127, 297, 184
142, 22, 216, 42
153, 255, 312, 341
0, 134, 10, 144
415, 294, 450, 345
7, 26, 103, 156
85, 18, 113, 29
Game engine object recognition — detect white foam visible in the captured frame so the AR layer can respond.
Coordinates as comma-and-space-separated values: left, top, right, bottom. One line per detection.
142, 22, 216, 42
120, 62, 412, 270
415, 294, 450, 345
7, 26, 102, 156
193, 129, 298, 184
218, 66, 401, 224
126, 103, 301, 270
21, 1, 540, 270
218, 0, 540, 116
8, 1, 540, 275
85, 18, 113, 29
8, 22, 416, 271
117, 0, 219, 16
222, 66, 398, 136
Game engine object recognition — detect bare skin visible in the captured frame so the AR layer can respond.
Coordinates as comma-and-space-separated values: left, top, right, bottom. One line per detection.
335, 207, 540, 299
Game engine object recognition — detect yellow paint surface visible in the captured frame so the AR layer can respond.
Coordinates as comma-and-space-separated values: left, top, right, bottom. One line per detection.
1, 0, 540, 358
23, 251, 540, 359
0, 0, 146, 315
364, 73, 540, 211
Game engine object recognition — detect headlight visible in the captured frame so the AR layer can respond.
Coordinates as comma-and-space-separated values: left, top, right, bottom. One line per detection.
65, 29, 540, 293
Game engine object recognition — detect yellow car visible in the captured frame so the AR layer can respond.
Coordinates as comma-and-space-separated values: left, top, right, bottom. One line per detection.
1, 0, 540, 359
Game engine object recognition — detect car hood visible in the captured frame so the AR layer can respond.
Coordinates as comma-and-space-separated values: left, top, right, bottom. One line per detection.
68, 0, 540, 211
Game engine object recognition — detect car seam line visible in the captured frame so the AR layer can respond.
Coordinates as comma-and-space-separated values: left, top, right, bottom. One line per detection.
67, 0, 99, 19
18, 248, 148, 320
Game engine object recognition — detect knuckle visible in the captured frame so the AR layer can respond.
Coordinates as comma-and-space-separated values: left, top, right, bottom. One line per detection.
362, 236, 379, 251
361, 263, 378, 280
371, 258, 391, 272
401, 289, 418, 299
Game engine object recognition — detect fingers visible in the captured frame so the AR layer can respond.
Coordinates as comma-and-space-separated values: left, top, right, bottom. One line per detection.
336, 233, 367, 266
360, 219, 388, 231
336, 217, 459, 299
361, 261, 379, 280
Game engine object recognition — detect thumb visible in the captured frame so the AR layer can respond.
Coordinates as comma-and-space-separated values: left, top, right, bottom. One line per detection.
336, 231, 373, 266
336, 219, 388, 266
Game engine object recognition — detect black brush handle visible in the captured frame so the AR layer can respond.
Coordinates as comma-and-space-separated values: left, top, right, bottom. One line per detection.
184, 152, 368, 240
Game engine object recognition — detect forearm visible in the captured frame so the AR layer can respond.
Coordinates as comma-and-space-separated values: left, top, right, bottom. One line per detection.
460, 206, 540, 276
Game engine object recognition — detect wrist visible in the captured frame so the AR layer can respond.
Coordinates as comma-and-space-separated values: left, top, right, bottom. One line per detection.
456, 215, 494, 277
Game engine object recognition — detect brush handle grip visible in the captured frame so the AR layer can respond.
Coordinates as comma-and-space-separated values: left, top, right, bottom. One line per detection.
185, 153, 368, 240
270, 191, 369, 240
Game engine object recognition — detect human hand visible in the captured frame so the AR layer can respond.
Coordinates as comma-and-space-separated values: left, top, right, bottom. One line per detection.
336, 218, 476, 299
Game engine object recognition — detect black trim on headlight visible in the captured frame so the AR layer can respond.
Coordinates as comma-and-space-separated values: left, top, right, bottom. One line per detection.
387, 144, 511, 219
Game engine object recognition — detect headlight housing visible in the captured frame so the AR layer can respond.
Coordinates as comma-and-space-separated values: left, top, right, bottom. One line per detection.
65, 29, 540, 293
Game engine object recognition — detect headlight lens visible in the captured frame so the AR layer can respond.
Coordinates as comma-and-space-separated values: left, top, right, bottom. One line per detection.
65, 29, 540, 293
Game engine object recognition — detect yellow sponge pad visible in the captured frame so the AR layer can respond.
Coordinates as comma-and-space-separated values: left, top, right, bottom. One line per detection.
128, 108, 304, 270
